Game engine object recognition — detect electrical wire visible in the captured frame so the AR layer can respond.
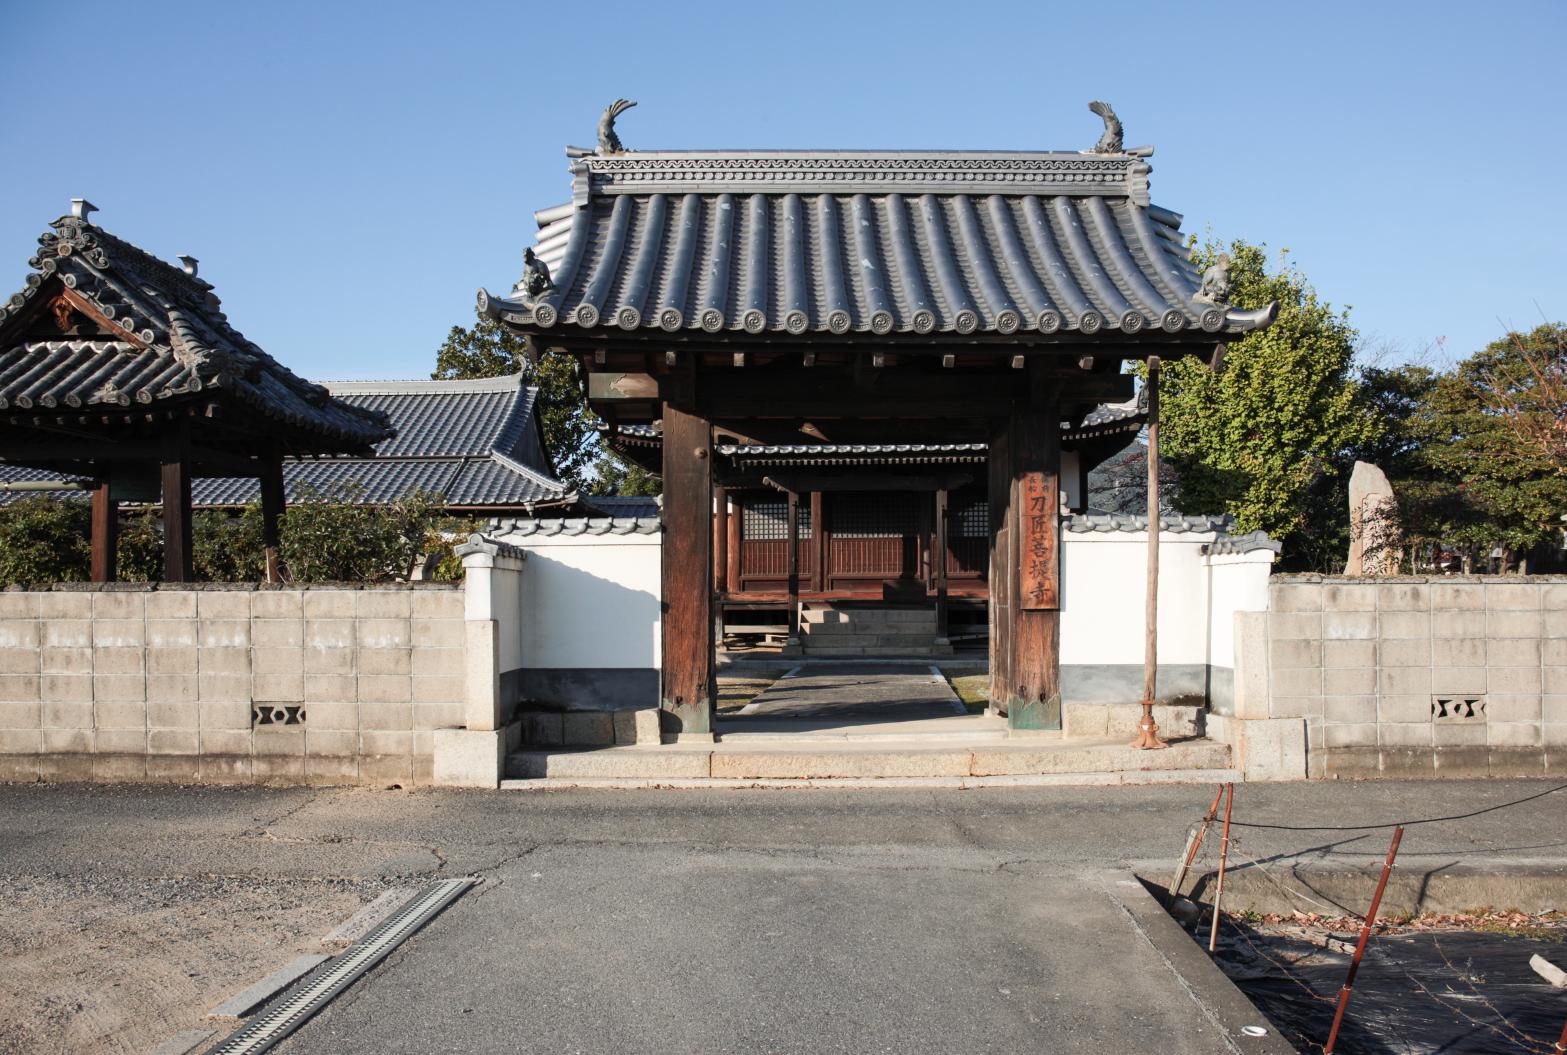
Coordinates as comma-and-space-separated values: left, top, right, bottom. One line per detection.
1228, 782, 1567, 832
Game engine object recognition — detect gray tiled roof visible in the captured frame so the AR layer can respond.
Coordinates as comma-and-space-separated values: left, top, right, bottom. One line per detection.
0, 211, 390, 451
717, 441, 987, 457
1064, 513, 1232, 533
480, 149, 1278, 339
490, 516, 661, 536
192, 375, 572, 511
583, 495, 661, 518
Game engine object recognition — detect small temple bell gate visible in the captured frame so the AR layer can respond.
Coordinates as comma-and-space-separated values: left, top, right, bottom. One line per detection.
485, 102, 1277, 738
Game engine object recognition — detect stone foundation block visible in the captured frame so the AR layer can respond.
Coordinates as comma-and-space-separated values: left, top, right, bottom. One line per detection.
146, 756, 200, 782
199, 754, 253, 784
253, 755, 306, 784
1214, 715, 1307, 781
563, 712, 615, 747
42, 754, 95, 783
359, 753, 414, 784
433, 726, 509, 788
522, 712, 563, 747
0, 754, 40, 781
94, 753, 147, 782
304, 755, 359, 786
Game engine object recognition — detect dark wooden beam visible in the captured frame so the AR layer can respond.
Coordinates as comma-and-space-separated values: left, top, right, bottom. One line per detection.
161, 424, 194, 583
760, 472, 974, 493
786, 488, 801, 645
90, 481, 117, 583
659, 400, 715, 739
810, 490, 825, 593
934, 487, 949, 643
714, 486, 729, 595
260, 451, 286, 583
988, 391, 1063, 730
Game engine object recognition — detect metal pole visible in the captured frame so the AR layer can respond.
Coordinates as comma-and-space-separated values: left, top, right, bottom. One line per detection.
1555, 1014, 1567, 1055
1132, 356, 1166, 749
1170, 783, 1226, 898
1208, 781, 1234, 953
1323, 825, 1405, 1055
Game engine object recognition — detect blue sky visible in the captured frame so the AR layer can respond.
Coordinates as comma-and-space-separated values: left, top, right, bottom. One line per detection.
2, 0, 1563, 379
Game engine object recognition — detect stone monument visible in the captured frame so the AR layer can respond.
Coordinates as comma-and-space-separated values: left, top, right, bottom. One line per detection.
1347, 460, 1402, 575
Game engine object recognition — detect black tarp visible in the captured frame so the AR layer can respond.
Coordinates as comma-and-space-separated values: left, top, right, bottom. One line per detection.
1208, 924, 1567, 1054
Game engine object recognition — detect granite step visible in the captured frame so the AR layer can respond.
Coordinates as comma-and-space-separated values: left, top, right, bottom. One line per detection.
504, 736, 1233, 784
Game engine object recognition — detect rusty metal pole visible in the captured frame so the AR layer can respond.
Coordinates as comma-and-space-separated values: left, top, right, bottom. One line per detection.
1169, 783, 1226, 898
1555, 1014, 1567, 1055
1208, 781, 1234, 953
1323, 825, 1405, 1055
1132, 356, 1167, 749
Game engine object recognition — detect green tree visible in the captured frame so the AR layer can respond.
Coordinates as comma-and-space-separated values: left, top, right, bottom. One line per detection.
1421, 328, 1567, 569
587, 450, 662, 497
1157, 240, 1377, 568
432, 314, 599, 489
0, 496, 90, 585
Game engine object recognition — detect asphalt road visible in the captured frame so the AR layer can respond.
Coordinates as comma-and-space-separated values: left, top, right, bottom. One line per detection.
3, 780, 1565, 1054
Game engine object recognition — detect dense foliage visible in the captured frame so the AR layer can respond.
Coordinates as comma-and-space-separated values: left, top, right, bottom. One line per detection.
0, 488, 473, 587
1360, 327, 1567, 571
1156, 240, 1376, 568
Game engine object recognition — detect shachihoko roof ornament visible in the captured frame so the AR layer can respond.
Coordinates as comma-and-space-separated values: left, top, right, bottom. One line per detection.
479, 102, 1279, 340
1193, 252, 1232, 306
1087, 101, 1123, 154
598, 98, 637, 154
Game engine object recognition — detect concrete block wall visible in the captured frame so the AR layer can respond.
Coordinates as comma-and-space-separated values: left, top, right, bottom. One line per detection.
0, 584, 465, 786
1255, 576, 1567, 778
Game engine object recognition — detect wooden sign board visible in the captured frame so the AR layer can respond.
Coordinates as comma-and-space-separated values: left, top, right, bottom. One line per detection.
1019, 471, 1059, 610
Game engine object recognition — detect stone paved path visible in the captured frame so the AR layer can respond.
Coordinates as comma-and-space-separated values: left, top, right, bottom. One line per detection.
728, 662, 967, 725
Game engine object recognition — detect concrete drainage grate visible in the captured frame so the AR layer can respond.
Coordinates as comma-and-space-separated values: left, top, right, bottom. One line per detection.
204, 878, 475, 1055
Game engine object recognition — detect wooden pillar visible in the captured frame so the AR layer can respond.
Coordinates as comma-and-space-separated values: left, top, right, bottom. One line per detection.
659, 401, 715, 739
714, 486, 729, 596
786, 489, 801, 645
810, 491, 825, 593
987, 392, 1062, 730
934, 487, 949, 644
90, 481, 118, 583
260, 452, 286, 584
160, 427, 193, 583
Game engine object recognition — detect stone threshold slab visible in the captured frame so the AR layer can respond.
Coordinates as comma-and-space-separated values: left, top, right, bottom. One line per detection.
507, 737, 1232, 781
500, 769, 1244, 790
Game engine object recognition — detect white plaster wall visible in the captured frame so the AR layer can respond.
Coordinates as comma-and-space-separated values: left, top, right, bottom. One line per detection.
490, 563, 524, 673
497, 533, 662, 671
1205, 552, 1275, 669
1059, 532, 1216, 667
1061, 451, 1082, 510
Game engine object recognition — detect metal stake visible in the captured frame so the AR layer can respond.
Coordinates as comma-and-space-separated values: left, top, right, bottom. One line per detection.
1169, 783, 1226, 898
1555, 1013, 1567, 1055
1208, 781, 1234, 953
1323, 825, 1405, 1055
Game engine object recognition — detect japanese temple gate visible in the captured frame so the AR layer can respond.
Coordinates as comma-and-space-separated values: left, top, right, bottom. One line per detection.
484, 105, 1277, 737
